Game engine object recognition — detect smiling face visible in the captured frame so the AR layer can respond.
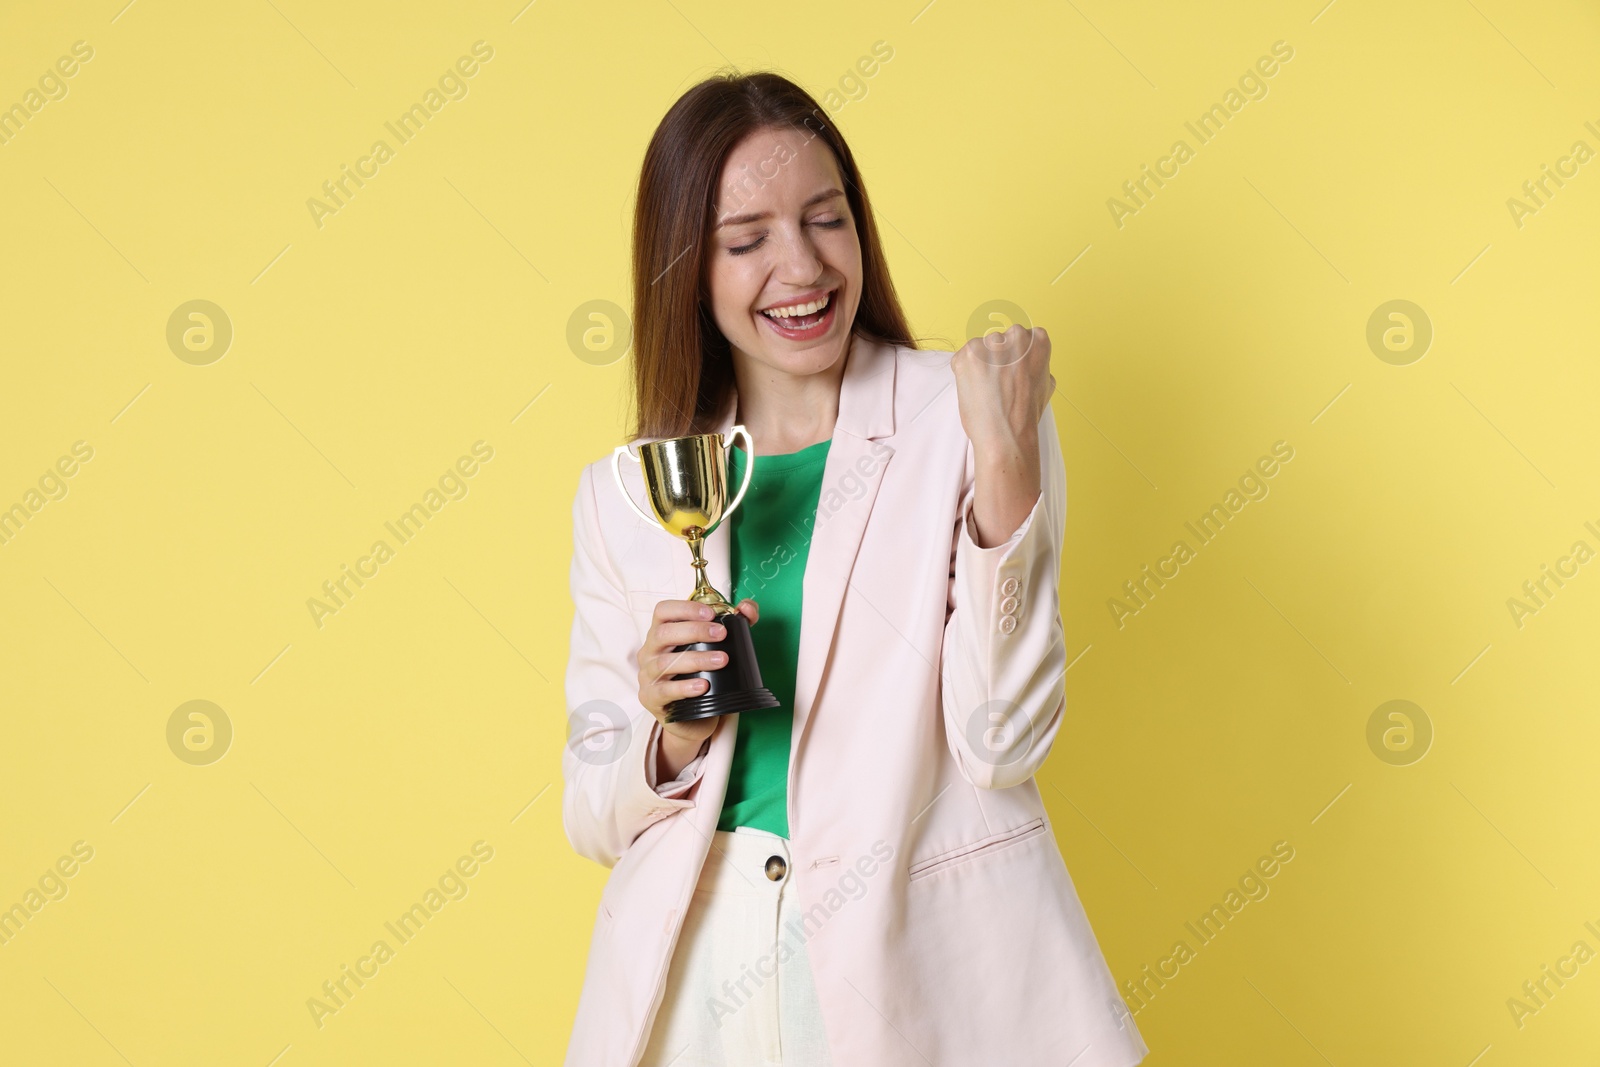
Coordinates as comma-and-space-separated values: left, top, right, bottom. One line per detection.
704, 125, 863, 382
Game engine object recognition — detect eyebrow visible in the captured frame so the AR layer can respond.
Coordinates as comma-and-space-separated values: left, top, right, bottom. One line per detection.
714, 188, 846, 229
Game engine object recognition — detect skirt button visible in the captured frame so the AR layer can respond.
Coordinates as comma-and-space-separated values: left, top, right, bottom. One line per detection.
765, 855, 787, 881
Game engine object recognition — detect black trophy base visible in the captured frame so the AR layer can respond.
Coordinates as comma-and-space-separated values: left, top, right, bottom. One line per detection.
664, 607, 781, 723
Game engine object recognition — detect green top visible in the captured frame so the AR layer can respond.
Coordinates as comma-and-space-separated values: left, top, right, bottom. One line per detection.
714, 435, 832, 837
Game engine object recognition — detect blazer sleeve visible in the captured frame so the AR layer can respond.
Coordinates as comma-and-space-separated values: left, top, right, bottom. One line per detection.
562, 462, 710, 868
939, 399, 1069, 789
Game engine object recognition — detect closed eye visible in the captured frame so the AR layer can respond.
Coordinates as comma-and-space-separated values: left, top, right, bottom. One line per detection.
729, 217, 847, 256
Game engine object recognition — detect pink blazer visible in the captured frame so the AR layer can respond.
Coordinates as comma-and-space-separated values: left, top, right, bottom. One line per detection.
563, 334, 1150, 1067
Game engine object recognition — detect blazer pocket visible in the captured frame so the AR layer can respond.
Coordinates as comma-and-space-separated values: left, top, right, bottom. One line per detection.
906, 817, 1048, 883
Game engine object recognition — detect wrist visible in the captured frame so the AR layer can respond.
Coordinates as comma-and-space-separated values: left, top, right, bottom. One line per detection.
969, 446, 1042, 548
973, 437, 1040, 481
657, 726, 708, 781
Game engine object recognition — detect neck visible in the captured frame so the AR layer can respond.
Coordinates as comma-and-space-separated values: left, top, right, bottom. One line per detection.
728, 335, 850, 455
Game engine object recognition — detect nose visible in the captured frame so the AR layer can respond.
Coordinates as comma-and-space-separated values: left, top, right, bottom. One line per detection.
771, 221, 826, 285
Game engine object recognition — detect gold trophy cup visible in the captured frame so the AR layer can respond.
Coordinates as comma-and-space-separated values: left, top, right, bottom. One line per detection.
612, 424, 780, 723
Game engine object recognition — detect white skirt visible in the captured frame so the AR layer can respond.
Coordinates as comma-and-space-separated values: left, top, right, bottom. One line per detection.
639, 826, 833, 1067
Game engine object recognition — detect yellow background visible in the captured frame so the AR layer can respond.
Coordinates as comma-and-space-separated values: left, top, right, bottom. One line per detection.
2, 0, 1597, 1063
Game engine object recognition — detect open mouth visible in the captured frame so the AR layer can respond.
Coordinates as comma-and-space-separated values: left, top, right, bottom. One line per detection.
758, 290, 837, 336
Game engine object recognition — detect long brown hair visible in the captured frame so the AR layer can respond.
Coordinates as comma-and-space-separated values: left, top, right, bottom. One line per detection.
628, 71, 918, 441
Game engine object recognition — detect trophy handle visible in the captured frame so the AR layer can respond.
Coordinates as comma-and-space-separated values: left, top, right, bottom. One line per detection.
719, 424, 755, 523
610, 442, 660, 527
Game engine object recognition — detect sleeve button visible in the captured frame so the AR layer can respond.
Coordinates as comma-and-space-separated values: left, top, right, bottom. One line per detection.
1000, 595, 1019, 615
1001, 576, 1019, 596
998, 614, 1017, 634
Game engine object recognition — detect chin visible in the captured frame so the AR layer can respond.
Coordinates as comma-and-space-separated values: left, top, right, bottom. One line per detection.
750, 347, 838, 378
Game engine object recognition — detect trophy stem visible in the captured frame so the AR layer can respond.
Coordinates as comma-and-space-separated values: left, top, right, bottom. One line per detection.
686, 530, 735, 614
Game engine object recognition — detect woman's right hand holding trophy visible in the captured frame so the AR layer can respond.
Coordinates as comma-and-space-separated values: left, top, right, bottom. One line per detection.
640, 597, 761, 779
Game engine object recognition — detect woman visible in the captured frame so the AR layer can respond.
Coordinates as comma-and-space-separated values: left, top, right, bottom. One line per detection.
563, 71, 1149, 1067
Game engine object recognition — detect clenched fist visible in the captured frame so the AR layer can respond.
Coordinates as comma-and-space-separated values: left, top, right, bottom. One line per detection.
951, 323, 1055, 457
950, 323, 1055, 547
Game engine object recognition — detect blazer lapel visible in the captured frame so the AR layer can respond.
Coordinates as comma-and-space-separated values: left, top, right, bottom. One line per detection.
709, 334, 898, 745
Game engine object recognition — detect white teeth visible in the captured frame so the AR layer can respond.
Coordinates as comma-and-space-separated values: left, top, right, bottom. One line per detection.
761, 292, 832, 319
